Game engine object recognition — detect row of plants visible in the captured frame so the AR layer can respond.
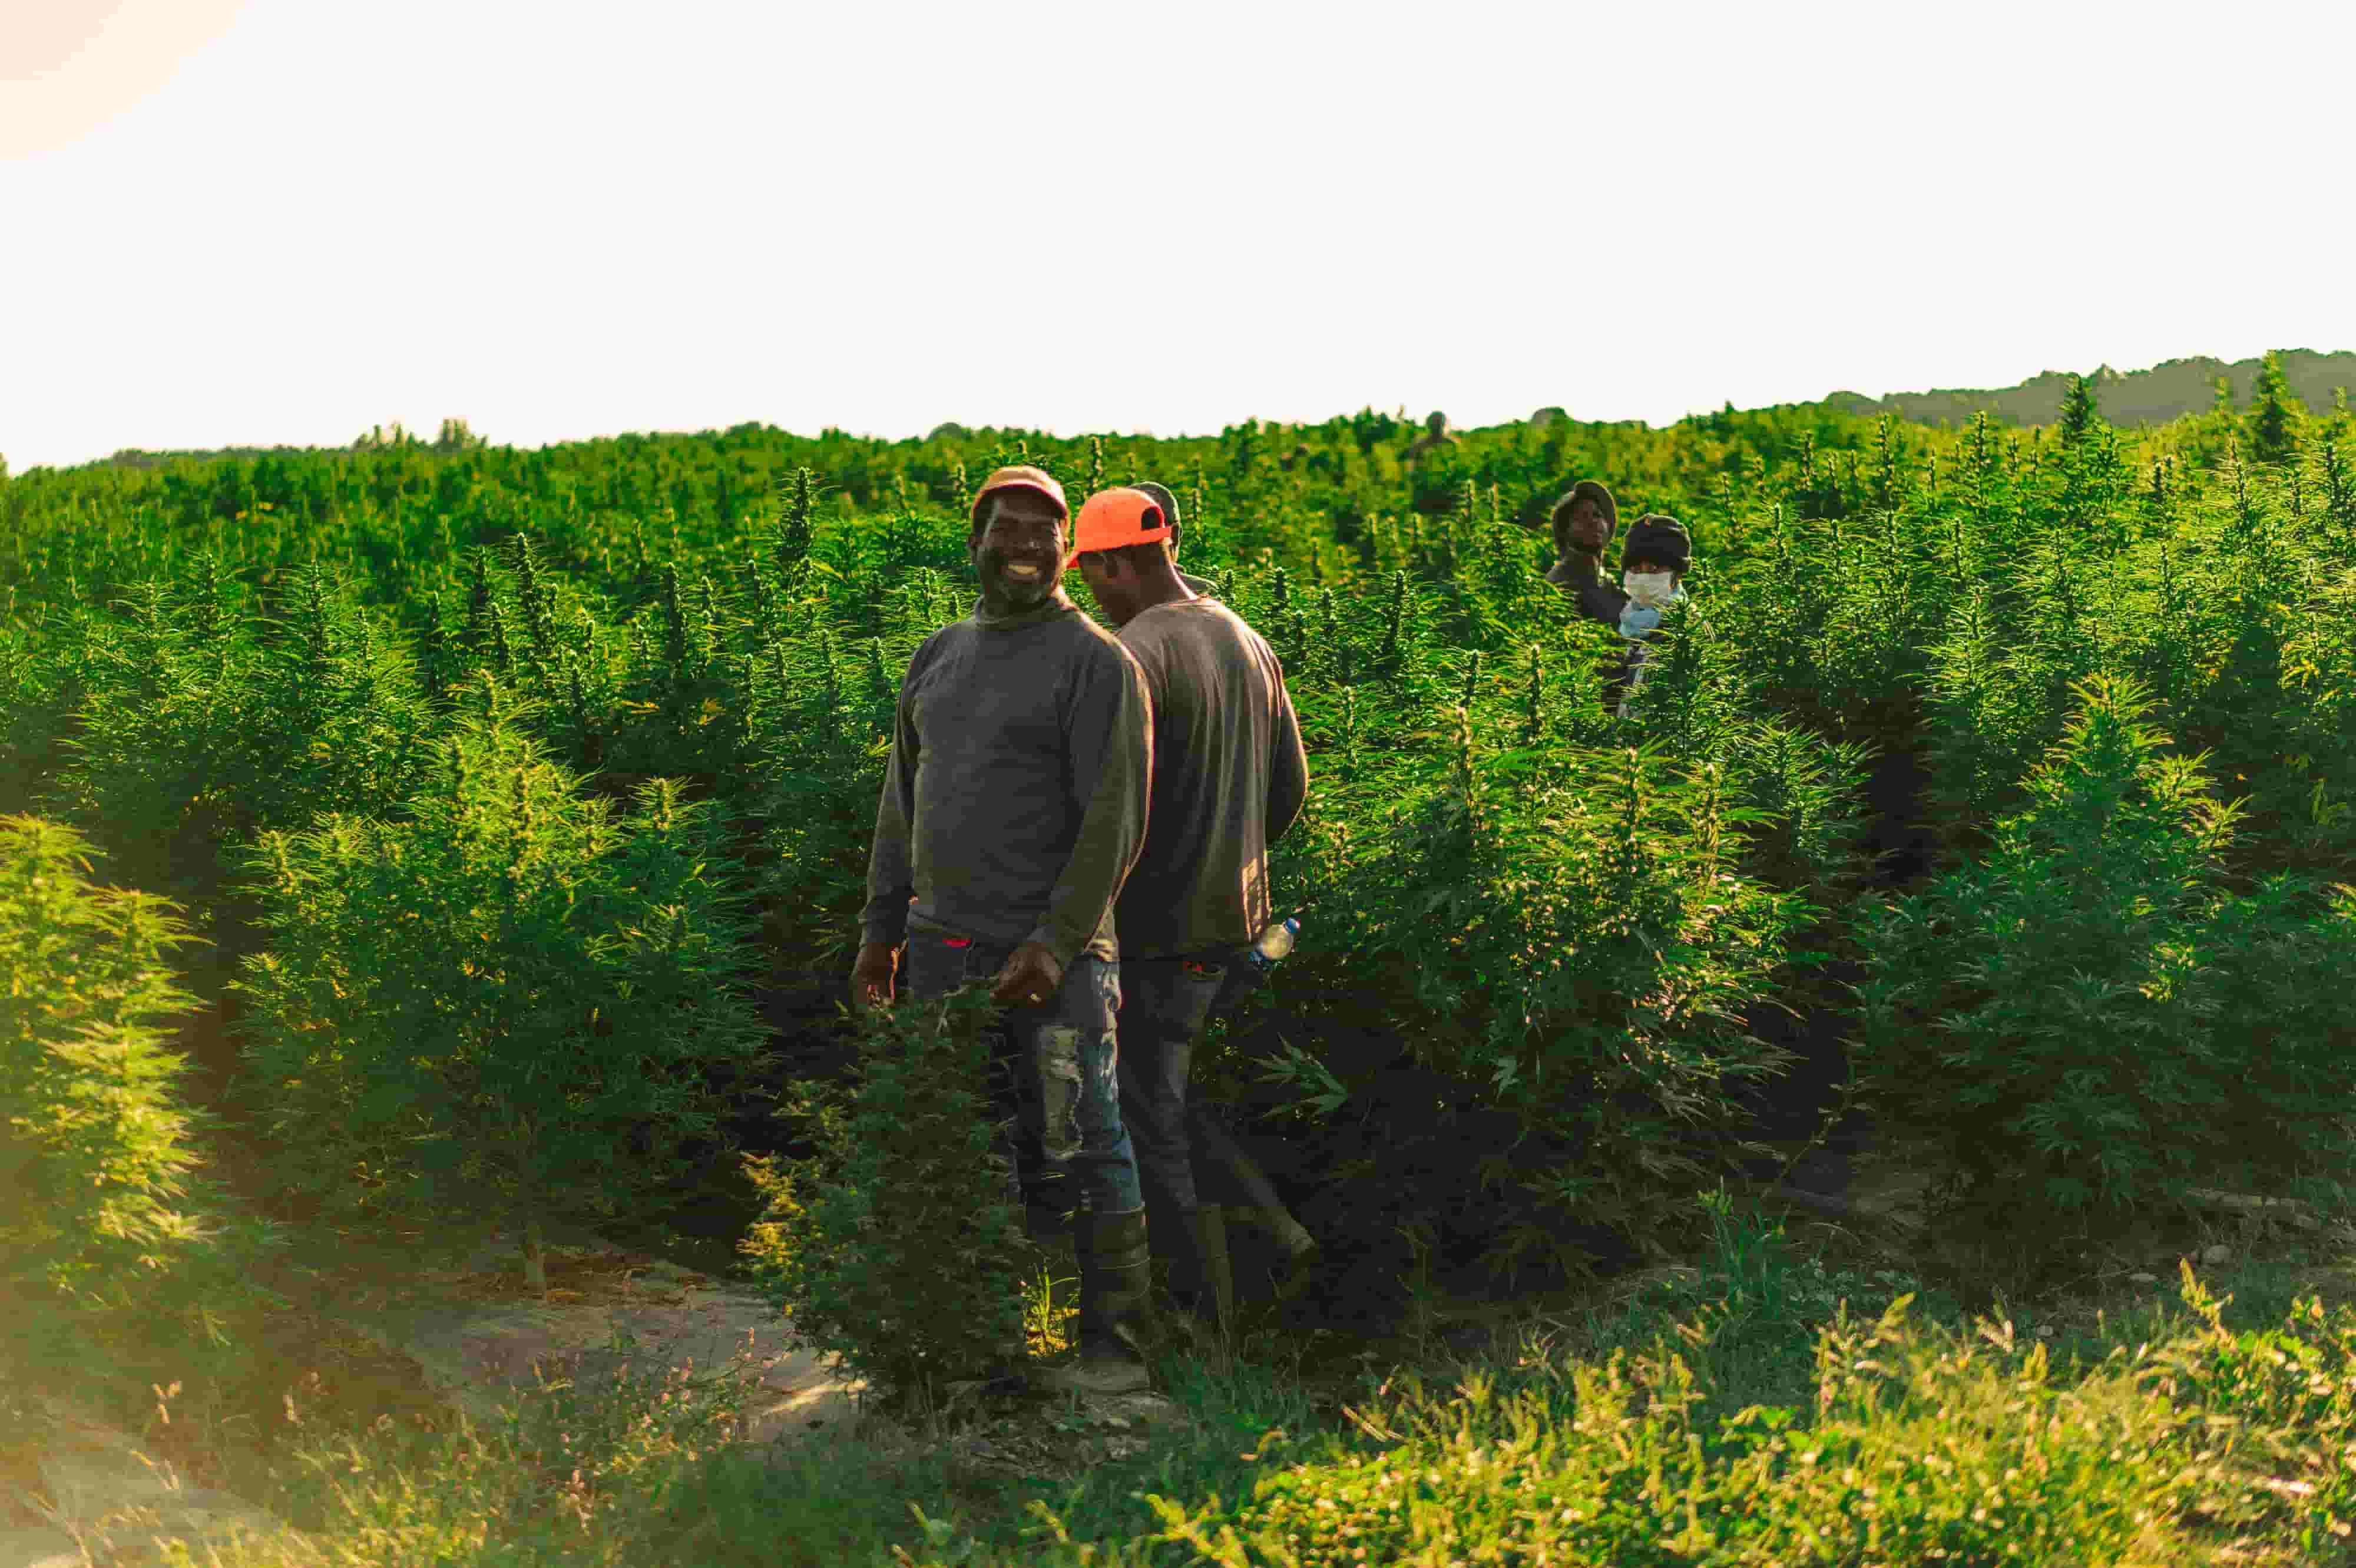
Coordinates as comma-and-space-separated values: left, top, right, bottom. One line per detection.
14, 835, 2345, 1568
16, 861, 2355, 1566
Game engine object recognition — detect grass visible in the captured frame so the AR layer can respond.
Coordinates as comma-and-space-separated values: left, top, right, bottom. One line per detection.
15, 1163, 2356, 1568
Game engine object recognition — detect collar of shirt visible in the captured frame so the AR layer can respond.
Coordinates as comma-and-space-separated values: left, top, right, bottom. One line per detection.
971, 585, 1080, 627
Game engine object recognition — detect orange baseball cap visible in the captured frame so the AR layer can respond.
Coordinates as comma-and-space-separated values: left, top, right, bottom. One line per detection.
1067, 487, 1174, 567
970, 465, 1068, 525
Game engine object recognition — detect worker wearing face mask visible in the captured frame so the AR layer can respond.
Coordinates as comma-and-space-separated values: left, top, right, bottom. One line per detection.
1607, 515, 1692, 720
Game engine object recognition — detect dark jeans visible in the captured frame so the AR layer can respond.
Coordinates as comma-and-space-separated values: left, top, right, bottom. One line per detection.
1112, 952, 1230, 1221
900, 928, 1144, 1220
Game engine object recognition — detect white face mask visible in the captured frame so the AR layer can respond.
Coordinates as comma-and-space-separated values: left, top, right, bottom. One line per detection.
1623, 570, 1675, 608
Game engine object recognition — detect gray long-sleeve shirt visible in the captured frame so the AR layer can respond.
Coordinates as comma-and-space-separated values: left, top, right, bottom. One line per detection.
861, 589, 1153, 968
1111, 598, 1309, 961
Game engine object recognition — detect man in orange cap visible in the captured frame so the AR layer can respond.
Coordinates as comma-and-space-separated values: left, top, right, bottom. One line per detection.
1071, 487, 1309, 1349
852, 464, 1159, 1395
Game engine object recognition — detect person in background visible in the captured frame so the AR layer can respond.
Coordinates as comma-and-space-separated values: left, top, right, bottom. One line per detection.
1402, 409, 1462, 467
850, 464, 1159, 1397
1130, 480, 1219, 598
1610, 514, 1693, 719
1541, 479, 1626, 629
1069, 487, 1310, 1347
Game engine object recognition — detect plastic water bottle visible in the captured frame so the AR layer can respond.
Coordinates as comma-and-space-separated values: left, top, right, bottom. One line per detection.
1209, 916, 1301, 1018
1243, 916, 1301, 974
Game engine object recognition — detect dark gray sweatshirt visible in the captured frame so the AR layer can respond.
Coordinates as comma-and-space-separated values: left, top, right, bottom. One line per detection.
1543, 550, 1629, 627
861, 588, 1153, 967
1111, 598, 1309, 960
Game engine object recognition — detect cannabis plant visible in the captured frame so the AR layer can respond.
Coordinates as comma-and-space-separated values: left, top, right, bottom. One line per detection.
1854, 674, 2356, 1273
232, 677, 767, 1289
2246, 349, 2305, 468
740, 983, 1028, 1415
0, 817, 207, 1299
1290, 730, 1814, 1256
58, 558, 431, 918
1718, 716, 1876, 902
0, 607, 88, 820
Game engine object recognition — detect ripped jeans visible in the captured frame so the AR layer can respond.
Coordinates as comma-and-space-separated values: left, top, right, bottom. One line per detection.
899, 926, 1144, 1221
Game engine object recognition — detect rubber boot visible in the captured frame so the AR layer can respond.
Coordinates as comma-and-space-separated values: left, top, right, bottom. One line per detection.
1164, 1206, 1234, 1345
1189, 1206, 1235, 1340
1142, 1192, 1190, 1311
1035, 1207, 1153, 1396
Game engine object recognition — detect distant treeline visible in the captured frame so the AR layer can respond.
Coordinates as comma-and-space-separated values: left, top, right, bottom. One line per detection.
51, 352, 2355, 475
1824, 349, 2356, 429
96, 418, 492, 471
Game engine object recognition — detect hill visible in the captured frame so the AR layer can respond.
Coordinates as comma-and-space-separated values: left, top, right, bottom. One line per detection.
1817, 349, 2356, 428
42, 354, 2356, 477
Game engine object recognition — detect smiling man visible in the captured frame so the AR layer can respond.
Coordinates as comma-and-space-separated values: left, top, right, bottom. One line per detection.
851, 464, 1159, 1395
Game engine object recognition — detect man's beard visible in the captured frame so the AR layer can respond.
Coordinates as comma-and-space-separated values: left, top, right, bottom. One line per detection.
976, 548, 1057, 607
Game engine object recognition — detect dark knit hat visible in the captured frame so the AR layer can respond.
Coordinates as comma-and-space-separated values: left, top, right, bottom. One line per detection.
1622, 514, 1691, 573
1548, 480, 1619, 553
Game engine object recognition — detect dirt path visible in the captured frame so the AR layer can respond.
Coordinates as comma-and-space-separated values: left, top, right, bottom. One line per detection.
319, 1232, 872, 1445
24, 1131, 2333, 1568
4, 1405, 278, 1568
2, 1233, 872, 1567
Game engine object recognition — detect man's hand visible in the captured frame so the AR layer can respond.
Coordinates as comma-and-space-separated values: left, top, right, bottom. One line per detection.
849, 941, 899, 1014
990, 942, 1065, 1008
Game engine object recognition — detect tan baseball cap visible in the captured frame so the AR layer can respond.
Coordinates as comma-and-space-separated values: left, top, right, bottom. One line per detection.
970, 465, 1068, 525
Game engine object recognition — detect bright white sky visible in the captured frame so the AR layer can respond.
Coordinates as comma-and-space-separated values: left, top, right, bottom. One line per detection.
4, 1, 2352, 471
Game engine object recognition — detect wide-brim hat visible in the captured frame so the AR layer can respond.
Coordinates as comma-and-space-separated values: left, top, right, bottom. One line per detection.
1550, 479, 1620, 540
